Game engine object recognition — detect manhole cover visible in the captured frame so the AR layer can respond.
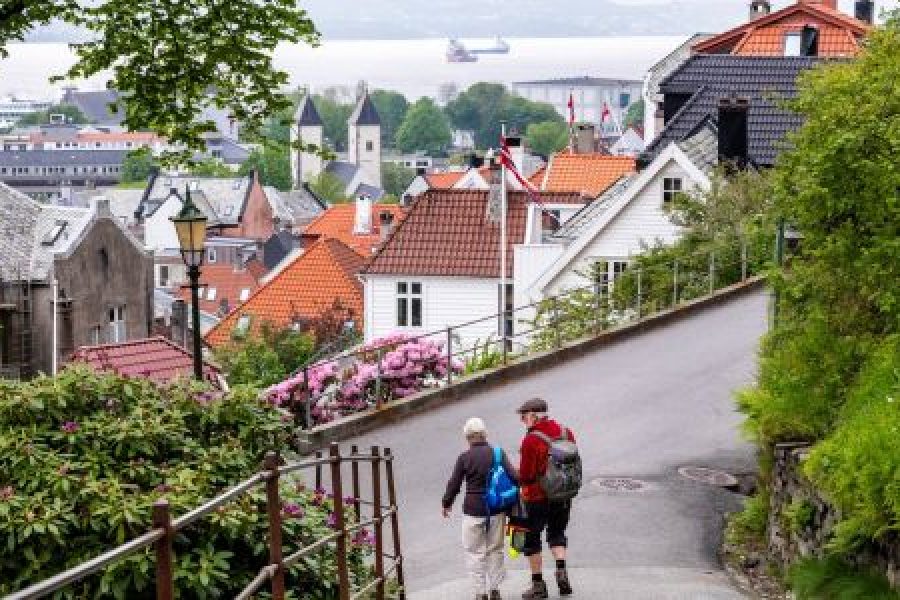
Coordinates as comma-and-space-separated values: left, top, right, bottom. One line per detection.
592, 477, 646, 491
678, 466, 738, 488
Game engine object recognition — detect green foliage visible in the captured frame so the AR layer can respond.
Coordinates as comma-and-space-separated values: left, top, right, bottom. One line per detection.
315, 94, 353, 152
371, 89, 409, 150
445, 82, 564, 149
0, 366, 370, 597
382, 162, 417, 198
121, 149, 158, 183
529, 283, 610, 352
783, 497, 815, 535
726, 493, 769, 546
0, 1, 320, 165
788, 557, 899, 600
395, 97, 452, 155
525, 120, 569, 157
240, 146, 291, 191
16, 104, 88, 126
309, 171, 348, 204
463, 338, 504, 374
187, 159, 234, 178
215, 324, 316, 388
623, 99, 644, 130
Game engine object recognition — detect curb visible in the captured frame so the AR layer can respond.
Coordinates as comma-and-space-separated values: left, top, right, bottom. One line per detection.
295, 277, 766, 453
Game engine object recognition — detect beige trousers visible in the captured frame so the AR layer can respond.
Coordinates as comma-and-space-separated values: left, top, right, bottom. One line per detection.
461, 514, 506, 595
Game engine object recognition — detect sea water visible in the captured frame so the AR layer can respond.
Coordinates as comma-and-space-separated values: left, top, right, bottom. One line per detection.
0, 36, 687, 102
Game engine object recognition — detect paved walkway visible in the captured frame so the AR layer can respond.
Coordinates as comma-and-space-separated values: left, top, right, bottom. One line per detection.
347, 290, 768, 598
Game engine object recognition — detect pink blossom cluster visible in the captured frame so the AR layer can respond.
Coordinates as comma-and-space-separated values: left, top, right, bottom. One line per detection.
60, 421, 79, 434
265, 362, 338, 407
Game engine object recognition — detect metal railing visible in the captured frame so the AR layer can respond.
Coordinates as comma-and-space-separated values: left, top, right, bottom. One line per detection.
283, 241, 768, 428
7, 444, 405, 600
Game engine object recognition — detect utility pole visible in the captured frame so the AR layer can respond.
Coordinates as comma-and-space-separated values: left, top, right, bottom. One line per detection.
499, 122, 508, 351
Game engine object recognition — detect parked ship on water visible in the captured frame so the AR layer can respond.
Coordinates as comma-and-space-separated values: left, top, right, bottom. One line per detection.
470, 36, 510, 54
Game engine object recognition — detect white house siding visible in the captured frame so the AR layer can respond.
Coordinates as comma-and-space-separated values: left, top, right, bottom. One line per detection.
543, 160, 689, 297
364, 275, 502, 355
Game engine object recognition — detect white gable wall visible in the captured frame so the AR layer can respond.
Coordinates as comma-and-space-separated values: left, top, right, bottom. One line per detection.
543, 158, 693, 296
143, 195, 182, 252
363, 275, 502, 351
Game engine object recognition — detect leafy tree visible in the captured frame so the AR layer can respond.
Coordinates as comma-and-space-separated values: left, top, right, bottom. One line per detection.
382, 162, 417, 198
315, 94, 353, 151
215, 323, 315, 388
624, 99, 645, 130
239, 146, 291, 190
309, 171, 348, 204
370, 89, 408, 150
445, 82, 565, 149
526, 120, 569, 157
0, 1, 320, 164
16, 104, 88, 126
188, 159, 234, 177
121, 148, 158, 183
395, 97, 451, 155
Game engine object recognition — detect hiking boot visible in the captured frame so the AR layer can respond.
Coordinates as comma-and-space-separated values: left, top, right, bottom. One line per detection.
556, 569, 573, 596
521, 579, 548, 599
490, 591, 502, 600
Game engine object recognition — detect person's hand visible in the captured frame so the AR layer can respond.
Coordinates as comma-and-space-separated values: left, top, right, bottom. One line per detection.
442, 507, 451, 518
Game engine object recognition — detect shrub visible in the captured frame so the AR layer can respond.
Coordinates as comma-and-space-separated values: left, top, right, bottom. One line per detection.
464, 337, 505, 374
726, 492, 769, 546
782, 497, 815, 535
788, 557, 899, 600
0, 366, 370, 597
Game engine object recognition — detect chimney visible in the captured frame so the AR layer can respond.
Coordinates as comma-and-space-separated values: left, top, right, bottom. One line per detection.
717, 97, 749, 170
575, 124, 596, 154
171, 299, 188, 348
353, 194, 373, 234
485, 154, 502, 222
799, 0, 837, 8
854, 0, 874, 23
749, 0, 771, 19
504, 135, 526, 175
801, 25, 819, 56
379, 210, 395, 243
468, 154, 484, 169
91, 195, 112, 217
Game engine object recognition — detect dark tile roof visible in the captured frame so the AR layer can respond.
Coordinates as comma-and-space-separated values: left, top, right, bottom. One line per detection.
514, 75, 642, 86
363, 190, 583, 278
641, 55, 832, 167
349, 92, 381, 126
294, 95, 323, 127
0, 149, 128, 167
325, 160, 360, 185
353, 182, 385, 201
61, 90, 123, 125
71, 336, 222, 387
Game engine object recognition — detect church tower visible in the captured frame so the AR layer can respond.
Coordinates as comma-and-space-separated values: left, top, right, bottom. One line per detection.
347, 89, 382, 189
290, 94, 324, 189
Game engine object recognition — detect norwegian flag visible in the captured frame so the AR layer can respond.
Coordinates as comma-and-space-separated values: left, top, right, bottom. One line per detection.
567, 92, 575, 126
498, 135, 560, 225
601, 102, 612, 123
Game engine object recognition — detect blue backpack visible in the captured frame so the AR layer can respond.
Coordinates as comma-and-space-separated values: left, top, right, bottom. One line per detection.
484, 447, 518, 514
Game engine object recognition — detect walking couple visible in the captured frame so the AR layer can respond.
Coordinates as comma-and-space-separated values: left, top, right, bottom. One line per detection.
442, 398, 581, 600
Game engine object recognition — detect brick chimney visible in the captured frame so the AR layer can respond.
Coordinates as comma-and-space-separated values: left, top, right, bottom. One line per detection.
575, 124, 596, 154
855, 0, 874, 23
379, 210, 395, 243
749, 0, 771, 19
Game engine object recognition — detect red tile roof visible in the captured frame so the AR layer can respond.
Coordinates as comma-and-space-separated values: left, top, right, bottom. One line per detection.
363, 190, 584, 278
541, 153, 636, 197
693, 0, 869, 56
176, 264, 261, 317
71, 337, 222, 387
303, 203, 405, 256
204, 238, 366, 348
425, 171, 466, 188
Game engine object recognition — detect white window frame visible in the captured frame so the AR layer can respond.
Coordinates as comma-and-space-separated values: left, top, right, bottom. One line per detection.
395, 281, 423, 328
108, 305, 126, 343
662, 177, 683, 205
206, 287, 217, 301
158, 264, 170, 287
206, 247, 217, 263
784, 32, 802, 56
239, 288, 251, 302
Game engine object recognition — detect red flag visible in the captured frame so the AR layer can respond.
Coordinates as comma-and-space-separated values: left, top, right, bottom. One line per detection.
567, 92, 575, 125
498, 134, 559, 222
601, 102, 611, 122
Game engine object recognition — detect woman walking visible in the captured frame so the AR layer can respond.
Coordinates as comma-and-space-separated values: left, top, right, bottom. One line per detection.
442, 417, 518, 600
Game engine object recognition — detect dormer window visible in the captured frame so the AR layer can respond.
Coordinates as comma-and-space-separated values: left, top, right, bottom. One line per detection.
41, 220, 68, 246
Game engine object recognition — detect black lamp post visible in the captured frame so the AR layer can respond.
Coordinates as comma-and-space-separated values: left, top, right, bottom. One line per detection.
170, 187, 208, 380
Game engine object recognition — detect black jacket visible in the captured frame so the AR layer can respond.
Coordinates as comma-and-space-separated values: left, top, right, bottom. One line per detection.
442, 441, 517, 517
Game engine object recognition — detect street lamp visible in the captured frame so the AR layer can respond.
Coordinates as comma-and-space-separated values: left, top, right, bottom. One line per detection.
170, 186, 208, 380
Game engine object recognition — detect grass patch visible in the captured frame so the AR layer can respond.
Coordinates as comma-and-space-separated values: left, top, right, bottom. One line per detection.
727, 493, 769, 546
788, 557, 899, 599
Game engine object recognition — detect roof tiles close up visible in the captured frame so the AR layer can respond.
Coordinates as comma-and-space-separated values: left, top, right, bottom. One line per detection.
303, 203, 405, 256
542, 153, 636, 197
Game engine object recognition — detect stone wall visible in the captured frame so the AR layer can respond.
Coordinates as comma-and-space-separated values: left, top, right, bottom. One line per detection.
768, 442, 899, 588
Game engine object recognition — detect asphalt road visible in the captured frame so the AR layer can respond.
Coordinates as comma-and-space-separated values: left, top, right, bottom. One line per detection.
346, 290, 769, 598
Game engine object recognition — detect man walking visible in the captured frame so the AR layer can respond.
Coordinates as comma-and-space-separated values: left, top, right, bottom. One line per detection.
516, 398, 576, 599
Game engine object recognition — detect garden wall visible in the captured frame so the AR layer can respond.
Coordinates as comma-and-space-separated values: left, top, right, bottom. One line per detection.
768, 442, 900, 588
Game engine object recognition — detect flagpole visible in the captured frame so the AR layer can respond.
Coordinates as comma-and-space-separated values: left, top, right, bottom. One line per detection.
500, 122, 508, 352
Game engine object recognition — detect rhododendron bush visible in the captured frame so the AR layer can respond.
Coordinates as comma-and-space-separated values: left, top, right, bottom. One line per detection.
267, 334, 464, 426
0, 366, 371, 598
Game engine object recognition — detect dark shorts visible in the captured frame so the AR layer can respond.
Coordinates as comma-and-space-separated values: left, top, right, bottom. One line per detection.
523, 500, 571, 556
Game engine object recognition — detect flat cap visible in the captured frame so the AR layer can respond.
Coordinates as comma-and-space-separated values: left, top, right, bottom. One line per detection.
516, 397, 548, 414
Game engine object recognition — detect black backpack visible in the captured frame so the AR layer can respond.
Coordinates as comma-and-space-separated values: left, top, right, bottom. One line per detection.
532, 428, 582, 501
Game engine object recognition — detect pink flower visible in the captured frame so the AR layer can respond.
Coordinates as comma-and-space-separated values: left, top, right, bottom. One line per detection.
0, 486, 13, 501
61, 421, 79, 434
283, 503, 305, 519
326, 512, 338, 529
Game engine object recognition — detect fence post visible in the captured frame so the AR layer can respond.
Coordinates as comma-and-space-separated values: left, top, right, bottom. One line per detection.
329, 443, 352, 600
371, 446, 386, 600
552, 296, 562, 348
446, 328, 453, 385
741, 240, 748, 281
315, 450, 323, 491
375, 348, 383, 410
672, 260, 679, 307
303, 365, 311, 430
264, 452, 285, 600
350, 445, 361, 522
153, 500, 174, 600
709, 251, 716, 294
636, 269, 642, 320
384, 448, 406, 599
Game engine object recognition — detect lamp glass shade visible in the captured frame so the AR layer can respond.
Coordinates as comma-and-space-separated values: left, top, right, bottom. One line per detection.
170, 190, 208, 268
